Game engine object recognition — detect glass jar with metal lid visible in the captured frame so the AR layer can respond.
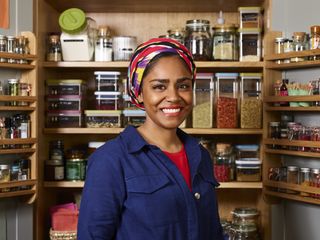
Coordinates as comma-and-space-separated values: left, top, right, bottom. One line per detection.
167, 28, 185, 45
231, 207, 260, 226
230, 223, 259, 240
184, 19, 212, 61
287, 165, 299, 194
65, 149, 87, 181
0, 35, 7, 63
212, 24, 239, 61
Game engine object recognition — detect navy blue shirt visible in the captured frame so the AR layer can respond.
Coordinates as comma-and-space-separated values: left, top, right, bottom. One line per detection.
78, 126, 223, 240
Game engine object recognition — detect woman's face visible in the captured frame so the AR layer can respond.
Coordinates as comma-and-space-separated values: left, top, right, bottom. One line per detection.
138, 55, 193, 130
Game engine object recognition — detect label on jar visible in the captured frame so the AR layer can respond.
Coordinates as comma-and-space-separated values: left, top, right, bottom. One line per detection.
54, 166, 64, 180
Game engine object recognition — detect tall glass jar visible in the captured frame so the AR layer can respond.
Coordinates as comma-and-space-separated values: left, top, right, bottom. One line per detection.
7, 36, 16, 63
290, 32, 307, 62
15, 36, 28, 64
47, 34, 62, 62
212, 24, 238, 61
95, 26, 112, 62
214, 143, 235, 182
310, 25, 320, 60
299, 167, 310, 197
185, 19, 212, 61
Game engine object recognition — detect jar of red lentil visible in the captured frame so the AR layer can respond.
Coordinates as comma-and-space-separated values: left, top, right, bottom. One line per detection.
213, 143, 235, 182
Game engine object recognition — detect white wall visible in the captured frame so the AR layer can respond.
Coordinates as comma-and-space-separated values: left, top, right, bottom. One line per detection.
271, 1, 320, 240
0, 0, 33, 239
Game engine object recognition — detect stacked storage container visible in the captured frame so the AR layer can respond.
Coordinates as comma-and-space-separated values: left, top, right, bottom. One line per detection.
46, 79, 87, 127
85, 71, 123, 128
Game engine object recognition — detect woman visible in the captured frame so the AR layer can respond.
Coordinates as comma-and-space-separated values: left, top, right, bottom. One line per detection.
77, 38, 223, 240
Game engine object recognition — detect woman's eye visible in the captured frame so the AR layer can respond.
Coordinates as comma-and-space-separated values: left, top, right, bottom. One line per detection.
178, 83, 191, 90
152, 84, 166, 90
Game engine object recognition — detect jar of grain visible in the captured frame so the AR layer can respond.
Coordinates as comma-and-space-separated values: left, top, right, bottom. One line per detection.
239, 73, 262, 129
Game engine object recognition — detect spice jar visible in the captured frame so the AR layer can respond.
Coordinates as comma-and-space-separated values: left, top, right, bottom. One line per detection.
287, 165, 299, 194
15, 36, 28, 64
0, 164, 10, 192
192, 73, 214, 128
299, 167, 310, 197
215, 73, 239, 128
185, 19, 212, 61
310, 25, 320, 60
95, 26, 112, 61
310, 168, 320, 199
46, 34, 62, 62
240, 73, 262, 128
45, 160, 64, 181
7, 36, 16, 63
0, 35, 7, 63
274, 37, 285, 64
290, 32, 307, 62
214, 143, 235, 182
212, 24, 239, 61
283, 38, 293, 63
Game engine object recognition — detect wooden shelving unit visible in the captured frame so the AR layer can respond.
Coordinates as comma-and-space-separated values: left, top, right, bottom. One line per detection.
263, 32, 320, 207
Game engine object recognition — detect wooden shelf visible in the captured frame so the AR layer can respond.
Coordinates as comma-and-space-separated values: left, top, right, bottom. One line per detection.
0, 180, 37, 199
44, 0, 264, 13
0, 106, 36, 111
218, 182, 262, 189
264, 180, 320, 205
43, 181, 263, 189
265, 106, 320, 111
42, 61, 264, 71
265, 49, 320, 61
0, 189, 36, 199
0, 52, 37, 61
264, 138, 320, 148
0, 96, 37, 102
0, 63, 35, 70
265, 148, 320, 158
0, 148, 36, 154
0, 138, 37, 145
264, 95, 320, 102
43, 128, 263, 135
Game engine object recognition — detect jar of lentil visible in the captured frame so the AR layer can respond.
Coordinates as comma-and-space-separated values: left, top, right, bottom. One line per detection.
212, 24, 239, 61
214, 143, 235, 182
287, 165, 299, 194
0, 164, 10, 192
185, 19, 212, 61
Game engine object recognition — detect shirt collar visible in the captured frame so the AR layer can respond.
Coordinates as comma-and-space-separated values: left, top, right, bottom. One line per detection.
120, 125, 201, 154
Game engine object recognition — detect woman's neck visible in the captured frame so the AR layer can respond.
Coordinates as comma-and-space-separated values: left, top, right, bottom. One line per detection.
137, 124, 182, 153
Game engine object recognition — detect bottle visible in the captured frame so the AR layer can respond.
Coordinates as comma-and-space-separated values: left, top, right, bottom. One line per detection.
95, 26, 112, 61
279, 79, 289, 106
46, 34, 62, 62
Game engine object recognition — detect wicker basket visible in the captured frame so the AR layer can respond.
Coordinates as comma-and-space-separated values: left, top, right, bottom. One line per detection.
49, 228, 77, 240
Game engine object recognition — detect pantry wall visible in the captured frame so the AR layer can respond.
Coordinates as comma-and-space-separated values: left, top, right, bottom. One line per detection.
270, 1, 320, 240
0, 1, 34, 240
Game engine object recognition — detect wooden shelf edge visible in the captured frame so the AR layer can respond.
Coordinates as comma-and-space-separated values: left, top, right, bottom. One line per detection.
264, 180, 320, 195
0, 63, 35, 70
263, 138, 320, 148
265, 49, 320, 60
264, 95, 320, 102
0, 190, 36, 199
0, 148, 36, 154
0, 106, 36, 111
265, 148, 320, 158
0, 138, 37, 144
0, 96, 37, 102
265, 106, 320, 111
43, 128, 263, 135
264, 189, 320, 206
43, 181, 84, 188
218, 182, 262, 189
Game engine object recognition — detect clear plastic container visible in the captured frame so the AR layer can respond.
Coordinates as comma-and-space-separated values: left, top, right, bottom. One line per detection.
239, 28, 262, 62
238, 7, 263, 29
240, 73, 262, 128
94, 71, 121, 91
46, 79, 86, 96
94, 91, 122, 110
235, 160, 262, 181
47, 96, 84, 111
123, 109, 145, 127
85, 110, 122, 128
46, 111, 83, 128
235, 144, 259, 160
185, 19, 212, 61
59, 8, 97, 61
212, 24, 239, 61
215, 73, 239, 128
192, 73, 214, 128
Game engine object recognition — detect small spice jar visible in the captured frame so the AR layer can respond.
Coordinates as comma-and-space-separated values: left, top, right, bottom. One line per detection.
287, 165, 299, 194
0, 164, 10, 192
274, 37, 285, 64
0, 35, 7, 63
310, 168, 320, 199
299, 167, 310, 197
46, 34, 62, 62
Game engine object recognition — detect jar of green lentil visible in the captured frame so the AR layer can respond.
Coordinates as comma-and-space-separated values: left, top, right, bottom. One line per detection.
66, 158, 86, 181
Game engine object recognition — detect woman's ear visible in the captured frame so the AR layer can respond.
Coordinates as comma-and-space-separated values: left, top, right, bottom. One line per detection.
137, 92, 144, 104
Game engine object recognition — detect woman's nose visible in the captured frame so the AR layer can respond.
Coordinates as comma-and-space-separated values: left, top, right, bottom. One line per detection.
166, 87, 180, 102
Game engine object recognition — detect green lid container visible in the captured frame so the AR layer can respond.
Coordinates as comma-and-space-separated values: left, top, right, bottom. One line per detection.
59, 8, 87, 34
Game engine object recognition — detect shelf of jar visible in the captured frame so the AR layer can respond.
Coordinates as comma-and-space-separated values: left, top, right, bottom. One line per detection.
265, 148, 320, 158
42, 61, 264, 71
0, 138, 36, 145
0, 179, 37, 199
0, 148, 36, 154
264, 95, 320, 103
43, 181, 263, 189
264, 180, 320, 205
265, 49, 320, 61
265, 106, 320, 112
43, 128, 263, 135
264, 138, 320, 149
0, 96, 37, 102
0, 52, 37, 70
44, 0, 264, 13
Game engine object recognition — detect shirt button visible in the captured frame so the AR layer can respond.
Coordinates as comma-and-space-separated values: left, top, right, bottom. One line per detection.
194, 192, 201, 200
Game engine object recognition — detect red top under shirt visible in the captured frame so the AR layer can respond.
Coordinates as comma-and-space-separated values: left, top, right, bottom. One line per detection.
163, 145, 192, 190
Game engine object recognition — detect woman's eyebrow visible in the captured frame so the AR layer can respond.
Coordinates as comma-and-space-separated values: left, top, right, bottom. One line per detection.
149, 77, 192, 83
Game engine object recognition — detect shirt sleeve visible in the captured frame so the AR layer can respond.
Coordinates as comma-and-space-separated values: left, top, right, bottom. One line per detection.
77, 143, 125, 240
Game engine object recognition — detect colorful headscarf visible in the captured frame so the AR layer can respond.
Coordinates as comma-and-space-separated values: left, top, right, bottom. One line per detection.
127, 38, 196, 110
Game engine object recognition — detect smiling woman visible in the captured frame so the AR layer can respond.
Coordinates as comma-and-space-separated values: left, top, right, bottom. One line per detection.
0, 0, 9, 29
77, 38, 224, 240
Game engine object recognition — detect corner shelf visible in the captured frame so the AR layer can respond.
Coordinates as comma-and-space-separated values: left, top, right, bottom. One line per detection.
263, 138, 320, 149
0, 180, 37, 199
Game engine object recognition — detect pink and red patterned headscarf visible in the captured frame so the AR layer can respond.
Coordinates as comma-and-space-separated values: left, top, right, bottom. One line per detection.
127, 38, 196, 110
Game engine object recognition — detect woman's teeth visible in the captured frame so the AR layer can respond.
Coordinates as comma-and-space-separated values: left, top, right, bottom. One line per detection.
162, 108, 180, 113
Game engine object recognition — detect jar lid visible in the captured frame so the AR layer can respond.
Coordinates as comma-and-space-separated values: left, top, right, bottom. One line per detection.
45, 160, 63, 166
232, 207, 259, 218
66, 158, 86, 162
59, 8, 87, 34
287, 165, 298, 171
215, 73, 239, 78
238, 6, 262, 12
300, 167, 310, 173
238, 28, 262, 33
311, 168, 320, 174
88, 141, 105, 149
186, 19, 210, 27
240, 73, 263, 78
310, 25, 320, 34
212, 23, 237, 32
0, 35, 7, 40
8, 78, 19, 84
275, 37, 285, 43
